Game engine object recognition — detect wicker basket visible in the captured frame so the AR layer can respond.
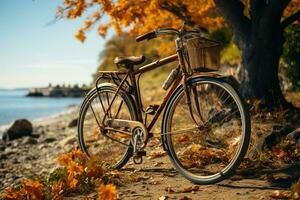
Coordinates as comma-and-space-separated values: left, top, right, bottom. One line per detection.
185, 37, 220, 72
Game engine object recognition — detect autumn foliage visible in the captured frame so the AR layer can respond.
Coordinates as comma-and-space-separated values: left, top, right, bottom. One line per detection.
56, 0, 300, 42
57, 0, 223, 42
1, 149, 116, 200
2, 179, 44, 200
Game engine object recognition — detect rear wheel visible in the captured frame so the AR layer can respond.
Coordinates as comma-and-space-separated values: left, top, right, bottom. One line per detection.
78, 84, 136, 169
162, 77, 250, 184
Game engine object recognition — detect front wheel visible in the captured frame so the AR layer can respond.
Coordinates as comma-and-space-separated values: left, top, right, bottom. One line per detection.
162, 77, 250, 184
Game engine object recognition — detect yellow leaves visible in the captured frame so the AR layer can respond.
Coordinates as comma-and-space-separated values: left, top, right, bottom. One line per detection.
2, 179, 44, 200
98, 184, 117, 200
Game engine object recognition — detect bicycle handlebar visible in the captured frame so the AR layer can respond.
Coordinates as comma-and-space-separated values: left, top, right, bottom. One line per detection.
136, 28, 179, 42
135, 31, 157, 42
135, 26, 206, 42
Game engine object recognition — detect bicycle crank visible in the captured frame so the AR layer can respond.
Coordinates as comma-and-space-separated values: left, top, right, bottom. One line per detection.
106, 119, 149, 147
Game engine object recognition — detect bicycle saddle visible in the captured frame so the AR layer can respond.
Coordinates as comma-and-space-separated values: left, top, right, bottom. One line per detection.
114, 55, 145, 71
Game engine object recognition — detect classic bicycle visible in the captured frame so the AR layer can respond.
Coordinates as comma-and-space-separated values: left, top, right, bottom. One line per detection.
77, 23, 251, 184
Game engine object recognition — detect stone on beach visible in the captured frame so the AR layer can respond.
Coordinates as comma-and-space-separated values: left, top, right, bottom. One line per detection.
2, 119, 33, 142
68, 118, 78, 128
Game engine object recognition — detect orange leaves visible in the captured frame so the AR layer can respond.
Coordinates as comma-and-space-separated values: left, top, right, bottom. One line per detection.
75, 29, 86, 42
2, 149, 107, 200
2, 179, 44, 200
2, 187, 21, 200
272, 147, 286, 158
59, 0, 300, 42
21, 179, 44, 200
58, 0, 223, 42
57, 149, 100, 189
98, 184, 117, 200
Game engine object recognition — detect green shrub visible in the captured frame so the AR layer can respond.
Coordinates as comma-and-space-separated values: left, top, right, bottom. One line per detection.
282, 24, 300, 90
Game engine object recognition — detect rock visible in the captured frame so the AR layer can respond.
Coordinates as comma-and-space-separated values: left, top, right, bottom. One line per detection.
0, 153, 7, 160
68, 118, 78, 128
21, 137, 38, 145
287, 127, 300, 142
2, 119, 33, 142
0, 140, 5, 151
59, 135, 76, 147
41, 137, 57, 143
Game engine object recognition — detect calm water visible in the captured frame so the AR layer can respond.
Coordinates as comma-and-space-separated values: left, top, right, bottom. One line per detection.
0, 89, 82, 129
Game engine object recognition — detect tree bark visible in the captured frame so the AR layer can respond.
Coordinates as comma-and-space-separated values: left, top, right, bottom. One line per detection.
214, 0, 292, 109
238, 25, 289, 108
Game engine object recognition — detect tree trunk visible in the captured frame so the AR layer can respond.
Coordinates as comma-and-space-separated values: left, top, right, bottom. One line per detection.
238, 27, 290, 109
212, 0, 294, 110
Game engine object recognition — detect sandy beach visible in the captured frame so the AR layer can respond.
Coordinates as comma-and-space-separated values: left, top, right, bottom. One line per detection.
1, 95, 299, 199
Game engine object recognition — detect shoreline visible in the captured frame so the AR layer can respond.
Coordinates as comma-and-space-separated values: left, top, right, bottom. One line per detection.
0, 105, 81, 137
0, 104, 81, 191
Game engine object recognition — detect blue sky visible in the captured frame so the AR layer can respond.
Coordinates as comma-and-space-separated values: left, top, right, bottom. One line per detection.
0, 0, 109, 89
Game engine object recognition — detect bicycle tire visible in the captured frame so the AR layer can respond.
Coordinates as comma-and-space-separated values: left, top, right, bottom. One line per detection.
78, 83, 136, 169
162, 76, 250, 184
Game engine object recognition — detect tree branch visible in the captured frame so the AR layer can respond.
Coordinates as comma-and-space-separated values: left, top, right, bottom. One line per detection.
281, 9, 300, 29
213, 0, 251, 49
159, 1, 196, 27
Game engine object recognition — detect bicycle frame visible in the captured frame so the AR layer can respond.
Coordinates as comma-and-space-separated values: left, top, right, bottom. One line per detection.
92, 35, 220, 145
95, 53, 180, 132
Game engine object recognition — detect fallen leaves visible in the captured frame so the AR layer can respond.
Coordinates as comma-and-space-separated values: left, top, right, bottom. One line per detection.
148, 150, 166, 159
2, 179, 44, 200
165, 185, 199, 194
269, 190, 290, 199
177, 134, 191, 143
291, 182, 300, 199
2, 149, 108, 200
272, 147, 286, 158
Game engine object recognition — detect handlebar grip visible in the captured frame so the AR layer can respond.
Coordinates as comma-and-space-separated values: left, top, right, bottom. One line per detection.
136, 31, 156, 42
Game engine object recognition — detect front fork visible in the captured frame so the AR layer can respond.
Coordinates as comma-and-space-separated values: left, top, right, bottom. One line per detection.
182, 75, 205, 126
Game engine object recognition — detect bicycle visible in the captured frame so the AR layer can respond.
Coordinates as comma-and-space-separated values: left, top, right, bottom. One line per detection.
77, 23, 251, 184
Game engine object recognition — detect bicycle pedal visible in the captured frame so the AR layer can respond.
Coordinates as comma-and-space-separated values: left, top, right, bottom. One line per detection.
148, 132, 153, 138
135, 150, 146, 157
145, 105, 159, 115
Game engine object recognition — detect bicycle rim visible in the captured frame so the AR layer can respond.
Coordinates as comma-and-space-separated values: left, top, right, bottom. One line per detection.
162, 77, 250, 184
78, 84, 136, 169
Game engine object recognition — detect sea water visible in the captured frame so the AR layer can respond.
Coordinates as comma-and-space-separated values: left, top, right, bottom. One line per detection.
0, 89, 82, 135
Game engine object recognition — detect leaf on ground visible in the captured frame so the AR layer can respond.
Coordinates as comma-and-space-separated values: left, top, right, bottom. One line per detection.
180, 185, 199, 193
98, 184, 117, 200
177, 135, 191, 143
291, 182, 300, 199
148, 150, 166, 159
272, 147, 286, 158
179, 196, 193, 200
159, 196, 168, 200
165, 186, 175, 193
269, 190, 290, 199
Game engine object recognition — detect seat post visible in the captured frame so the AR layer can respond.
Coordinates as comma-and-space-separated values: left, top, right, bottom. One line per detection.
128, 73, 143, 122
